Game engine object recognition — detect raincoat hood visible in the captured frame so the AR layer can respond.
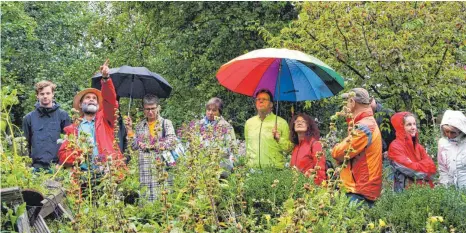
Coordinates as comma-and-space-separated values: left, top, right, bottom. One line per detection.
391, 112, 422, 161
391, 111, 418, 143
440, 110, 466, 139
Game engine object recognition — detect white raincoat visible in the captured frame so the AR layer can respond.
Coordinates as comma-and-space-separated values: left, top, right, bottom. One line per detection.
437, 110, 466, 189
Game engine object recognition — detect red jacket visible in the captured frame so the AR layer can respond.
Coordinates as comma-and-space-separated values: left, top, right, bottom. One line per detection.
388, 112, 436, 191
290, 138, 326, 185
58, 78, 125, 167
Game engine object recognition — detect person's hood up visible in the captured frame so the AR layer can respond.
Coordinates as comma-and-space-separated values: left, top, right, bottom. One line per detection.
440, 110, 466, 142
35, 101, 60, 117
391, 111, 418, 143
440, 110, 466, 135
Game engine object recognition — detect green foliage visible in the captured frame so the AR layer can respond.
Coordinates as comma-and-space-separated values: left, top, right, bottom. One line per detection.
1, 202, 27, 231
368, 186, 466, 232
1, 2, 98, 126
83, 2, 298, 137
2, 2, 466, 232
266, 2, 466, 129
243, 168, 309, 216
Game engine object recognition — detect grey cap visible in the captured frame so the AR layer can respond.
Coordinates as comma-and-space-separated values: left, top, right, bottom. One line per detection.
341, 88, 372, 104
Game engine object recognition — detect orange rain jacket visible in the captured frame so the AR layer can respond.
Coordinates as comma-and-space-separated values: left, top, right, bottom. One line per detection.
332, 109, 383, 201
58, 78, 125, 167
388, 112, 436, 192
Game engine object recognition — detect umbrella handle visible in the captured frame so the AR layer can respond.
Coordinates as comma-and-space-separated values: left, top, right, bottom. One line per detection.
275, 60, 283, 129
128, 97, 132, 118
128, 75, 135, 117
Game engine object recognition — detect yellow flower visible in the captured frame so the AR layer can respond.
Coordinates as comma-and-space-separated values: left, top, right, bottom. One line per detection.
264, 214, 271, 221
430, 216, 444, 223
379, 219, 386, 227
367, 223, 375, 229
438, 216, 444, 222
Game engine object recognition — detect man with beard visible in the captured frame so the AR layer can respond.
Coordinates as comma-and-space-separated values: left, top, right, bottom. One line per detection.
23, 80, 71, 171
58, 60, 125, 169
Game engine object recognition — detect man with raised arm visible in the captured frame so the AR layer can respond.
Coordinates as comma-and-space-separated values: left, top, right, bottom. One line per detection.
58, 60, 125, 169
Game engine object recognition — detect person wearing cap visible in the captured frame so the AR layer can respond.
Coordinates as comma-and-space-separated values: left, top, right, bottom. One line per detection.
437, 110, 466, 189
245, 89, 293, 168
331, 88, 383, 207
22, 80, 71, 171
58, 60, 125, 169
388, 112, 436, 192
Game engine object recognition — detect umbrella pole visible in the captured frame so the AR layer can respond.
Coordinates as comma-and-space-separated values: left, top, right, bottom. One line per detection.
128, 75, 135, 117
275, 61, 282, 129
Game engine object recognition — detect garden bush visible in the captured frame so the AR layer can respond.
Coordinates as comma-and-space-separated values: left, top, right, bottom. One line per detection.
368, 186, 466, 233
243, 167, 309, 217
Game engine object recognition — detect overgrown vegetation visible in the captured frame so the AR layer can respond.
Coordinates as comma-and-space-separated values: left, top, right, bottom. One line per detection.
2, 2, 466, 232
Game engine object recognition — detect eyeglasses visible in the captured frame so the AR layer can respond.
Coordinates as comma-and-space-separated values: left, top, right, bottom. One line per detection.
255, 98, 270, 102
144, 107, 157, 112
294, 120, 306, 124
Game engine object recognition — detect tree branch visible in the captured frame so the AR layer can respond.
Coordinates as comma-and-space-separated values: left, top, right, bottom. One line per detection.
333, 12, 350, 59
361, 23, 372, 56
304, 29, 392, 100
305, 30, 366, 80
434, 44, 449, 78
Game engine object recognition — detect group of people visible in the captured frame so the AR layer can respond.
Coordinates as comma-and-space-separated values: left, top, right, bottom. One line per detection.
22, 61, 466, 205
246, 87, 466, 206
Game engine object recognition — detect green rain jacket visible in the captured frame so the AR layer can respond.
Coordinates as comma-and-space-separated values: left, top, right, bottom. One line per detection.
245, 113, 293, 168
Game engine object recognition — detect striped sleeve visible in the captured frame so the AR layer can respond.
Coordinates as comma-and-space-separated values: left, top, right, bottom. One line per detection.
332, 124, 372, 162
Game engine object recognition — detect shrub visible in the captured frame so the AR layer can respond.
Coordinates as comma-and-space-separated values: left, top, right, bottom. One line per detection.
243, 167, 310, 216
368, 186, 466, 233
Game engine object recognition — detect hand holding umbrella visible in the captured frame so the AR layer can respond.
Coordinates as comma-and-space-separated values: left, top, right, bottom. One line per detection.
272, 127, 280, 142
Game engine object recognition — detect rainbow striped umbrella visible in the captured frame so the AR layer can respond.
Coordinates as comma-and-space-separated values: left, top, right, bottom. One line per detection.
216, 48, 344, 102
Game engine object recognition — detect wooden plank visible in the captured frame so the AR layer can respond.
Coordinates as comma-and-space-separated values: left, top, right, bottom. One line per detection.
57, 203, 74, 221
1, 187, 23, 206
38, 188, 74, 221
38, 189, 66, 218
16, 207, 31, 233
32, 215, 51, 233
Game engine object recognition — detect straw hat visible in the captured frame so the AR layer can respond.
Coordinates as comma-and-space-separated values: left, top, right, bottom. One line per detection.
72, 88, 103, 114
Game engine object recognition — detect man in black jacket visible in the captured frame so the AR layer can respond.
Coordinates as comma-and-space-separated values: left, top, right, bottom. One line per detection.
22, 80, 71, 170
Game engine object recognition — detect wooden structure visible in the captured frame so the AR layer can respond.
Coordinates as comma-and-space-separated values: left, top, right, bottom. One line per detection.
1, 187, 31, 233
1, 180, 74, 233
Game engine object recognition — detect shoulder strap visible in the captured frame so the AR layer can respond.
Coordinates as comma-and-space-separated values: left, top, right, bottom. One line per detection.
162, 119, 166, 138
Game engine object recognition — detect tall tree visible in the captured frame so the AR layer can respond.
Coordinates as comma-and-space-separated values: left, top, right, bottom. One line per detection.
265, 2, 466, 122
1, 2, 97, 126
84, 2, 298, 136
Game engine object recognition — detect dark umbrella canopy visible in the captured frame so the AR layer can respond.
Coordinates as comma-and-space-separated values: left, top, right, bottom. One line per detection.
92, 65, 172, 99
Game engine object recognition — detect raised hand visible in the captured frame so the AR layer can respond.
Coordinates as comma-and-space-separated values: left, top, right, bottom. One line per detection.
124, 116, 133, 129
100, 59, 110, 78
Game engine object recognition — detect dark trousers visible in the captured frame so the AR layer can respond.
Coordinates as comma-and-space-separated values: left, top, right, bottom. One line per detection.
346, 193, 375, 208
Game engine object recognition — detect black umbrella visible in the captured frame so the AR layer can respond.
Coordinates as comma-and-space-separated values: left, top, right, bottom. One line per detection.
92, 65, 172, 112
